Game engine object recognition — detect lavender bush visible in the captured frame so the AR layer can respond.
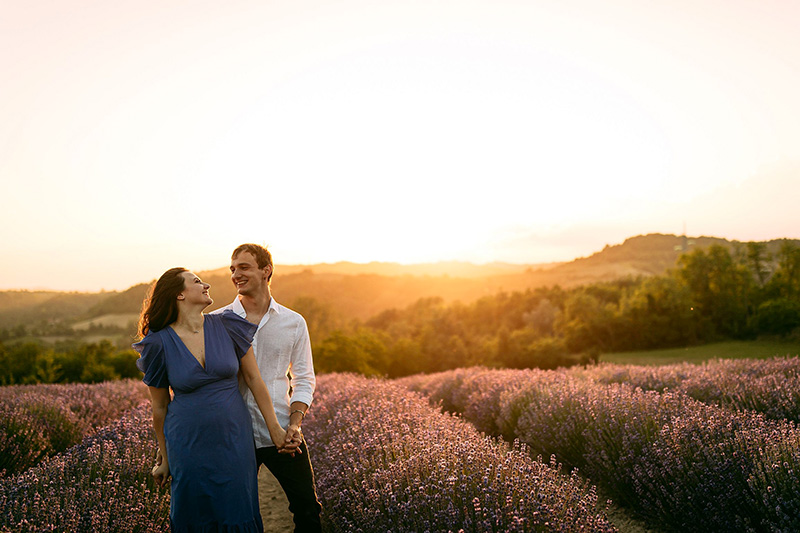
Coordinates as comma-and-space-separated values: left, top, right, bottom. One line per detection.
402, 367, 800, 532
631, 406, 800, 532
0, 394, 86, 476
305, 373, 616, 533
0, 403, 170, 532
572, 357, 800, 422
398, 367, 545, 438
0, 379, 149, 429
0, 380, 148, 475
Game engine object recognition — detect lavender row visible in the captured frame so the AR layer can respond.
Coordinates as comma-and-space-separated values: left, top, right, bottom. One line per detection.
398, 357, 800, 426
304, 373, 616, 532
0, 380, 148, 476
0, 403, 170, 532
0, 379, 150, 428
570, 356, 800, 422
399, 368, 800, 532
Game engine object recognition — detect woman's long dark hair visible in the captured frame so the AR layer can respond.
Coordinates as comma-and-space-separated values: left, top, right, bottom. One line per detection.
137, 267, 188, 338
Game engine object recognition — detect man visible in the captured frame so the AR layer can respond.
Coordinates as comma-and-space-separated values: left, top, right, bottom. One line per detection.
214, 243, 322, 532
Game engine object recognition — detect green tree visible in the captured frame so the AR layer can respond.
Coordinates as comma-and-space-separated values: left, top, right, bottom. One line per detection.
746, 241, 771, 287
108, 349, 140, 379
34, 350, 62, 383
0, 342, 10, 384
771, 241, 800, 298
523, 298, 559, 336
80, 361, 119, 383
750, 299, 800, 336
291, 296, 342, 342
557, 290, 620, 353
54, 340, 120, 383
619, 276, 697, 348
500, 328, 570, 369
385, 338, 426, 378
78, 341, 121, 383
314, 329, 388, 376
4, 343, 41, 383
675, 245, 755, 338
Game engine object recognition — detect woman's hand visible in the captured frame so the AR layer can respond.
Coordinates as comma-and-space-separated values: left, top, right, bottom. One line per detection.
269, 425, 288, 450
152, 461, 170, 487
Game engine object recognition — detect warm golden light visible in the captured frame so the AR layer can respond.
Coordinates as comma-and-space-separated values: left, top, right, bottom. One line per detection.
1, 1, 798, 291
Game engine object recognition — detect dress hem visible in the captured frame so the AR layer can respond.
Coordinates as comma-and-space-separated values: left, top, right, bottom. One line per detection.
170, 515, 264, 533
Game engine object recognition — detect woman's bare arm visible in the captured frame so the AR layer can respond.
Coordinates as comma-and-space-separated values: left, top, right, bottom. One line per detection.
147, 386, 171, 486
239, 347, 289, 449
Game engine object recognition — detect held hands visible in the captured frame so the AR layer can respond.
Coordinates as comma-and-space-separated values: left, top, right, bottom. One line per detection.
272, 424, 303, 456
284, 424, 304, 454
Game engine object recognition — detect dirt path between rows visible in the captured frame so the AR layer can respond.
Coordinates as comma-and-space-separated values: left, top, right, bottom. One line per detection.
258, 466, 293, 533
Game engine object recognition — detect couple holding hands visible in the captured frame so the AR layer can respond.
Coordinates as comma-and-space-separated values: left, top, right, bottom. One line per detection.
135, 244, 321, 532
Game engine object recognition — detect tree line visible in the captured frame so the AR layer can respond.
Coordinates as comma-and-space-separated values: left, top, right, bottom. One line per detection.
309, 241, 800, 377
0, 340, 139, 385
2, 240, 798, 384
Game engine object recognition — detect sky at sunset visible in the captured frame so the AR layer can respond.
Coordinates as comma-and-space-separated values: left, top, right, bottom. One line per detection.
2, 0, 799, 291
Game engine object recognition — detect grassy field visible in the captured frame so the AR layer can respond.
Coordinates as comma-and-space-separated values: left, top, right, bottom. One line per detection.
71, 313, 139, 330
601, 339, 800, 365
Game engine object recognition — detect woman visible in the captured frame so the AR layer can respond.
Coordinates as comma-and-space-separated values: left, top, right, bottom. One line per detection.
134, 267, 291, 532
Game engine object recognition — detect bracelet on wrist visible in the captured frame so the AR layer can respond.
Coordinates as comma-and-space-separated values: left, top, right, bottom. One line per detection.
291, 409, 306, 420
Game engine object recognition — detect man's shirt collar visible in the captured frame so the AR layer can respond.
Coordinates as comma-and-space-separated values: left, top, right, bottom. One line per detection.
230, 295, 281, 318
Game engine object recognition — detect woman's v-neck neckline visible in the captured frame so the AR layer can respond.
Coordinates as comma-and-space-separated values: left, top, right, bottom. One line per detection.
169, 317, 207, 371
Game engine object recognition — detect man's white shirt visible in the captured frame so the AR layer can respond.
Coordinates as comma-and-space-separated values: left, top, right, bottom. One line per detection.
213, 297, 316, 448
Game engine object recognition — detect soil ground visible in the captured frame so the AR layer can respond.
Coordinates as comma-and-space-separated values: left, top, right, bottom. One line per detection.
258, 466, 293, 533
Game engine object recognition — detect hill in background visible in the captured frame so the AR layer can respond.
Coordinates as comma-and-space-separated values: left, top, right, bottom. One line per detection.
1, 233, 796, 340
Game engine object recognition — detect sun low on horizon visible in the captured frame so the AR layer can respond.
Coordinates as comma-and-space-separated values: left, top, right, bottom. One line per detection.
1, 0, 799, 292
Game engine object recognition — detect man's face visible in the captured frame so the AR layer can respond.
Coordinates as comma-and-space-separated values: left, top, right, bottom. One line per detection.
230, 251, 270, 297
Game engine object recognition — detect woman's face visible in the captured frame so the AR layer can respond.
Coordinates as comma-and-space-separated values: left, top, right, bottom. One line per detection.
178, 271, 213, 307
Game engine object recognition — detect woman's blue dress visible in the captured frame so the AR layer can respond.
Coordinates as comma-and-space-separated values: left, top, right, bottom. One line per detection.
134, 310, 262, 532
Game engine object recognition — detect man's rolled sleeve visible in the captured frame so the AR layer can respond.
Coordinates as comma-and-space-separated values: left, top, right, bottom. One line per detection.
289, 319, 316, 408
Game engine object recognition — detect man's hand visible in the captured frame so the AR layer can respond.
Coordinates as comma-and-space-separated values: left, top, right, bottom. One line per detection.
277, 424, 303, 455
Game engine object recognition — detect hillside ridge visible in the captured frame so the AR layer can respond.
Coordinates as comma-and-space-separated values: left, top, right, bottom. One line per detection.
1, 233, 797, 332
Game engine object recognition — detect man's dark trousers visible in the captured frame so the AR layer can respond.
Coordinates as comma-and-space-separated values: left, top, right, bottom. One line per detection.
256, 441, 322, 532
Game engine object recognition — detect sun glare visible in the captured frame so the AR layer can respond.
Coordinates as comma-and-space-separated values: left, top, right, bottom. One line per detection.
1, 0, 798, 290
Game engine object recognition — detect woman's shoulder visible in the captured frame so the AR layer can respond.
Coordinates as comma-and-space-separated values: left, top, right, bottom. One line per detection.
133, 328, 165, 348
205, 309, 254, 335
208, 308, 249, 325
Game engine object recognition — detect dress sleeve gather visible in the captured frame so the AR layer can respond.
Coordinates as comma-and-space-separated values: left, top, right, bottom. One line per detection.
132, 332, 169, 389
219, 309, 257, 360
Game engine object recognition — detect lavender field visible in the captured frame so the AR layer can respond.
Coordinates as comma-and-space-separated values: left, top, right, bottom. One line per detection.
400, 358, 800, 532
0, 380, 148, 476
2, 358, 799, 531
305, 374, 615, 532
